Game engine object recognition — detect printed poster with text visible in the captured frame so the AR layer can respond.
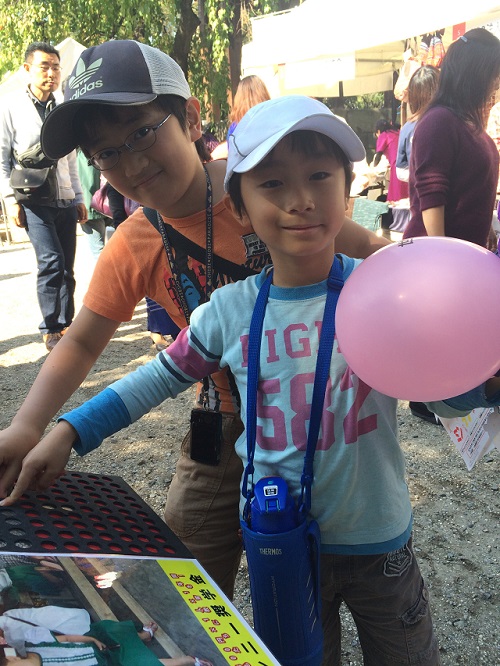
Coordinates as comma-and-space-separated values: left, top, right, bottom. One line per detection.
0, 552, 280, 666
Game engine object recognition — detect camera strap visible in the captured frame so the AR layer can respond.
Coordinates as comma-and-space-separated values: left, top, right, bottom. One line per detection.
243, 256, 344, 521
154, 165, 213, 405
154, 164, 213, 323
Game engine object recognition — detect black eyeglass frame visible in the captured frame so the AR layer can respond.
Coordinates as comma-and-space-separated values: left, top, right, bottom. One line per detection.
87, 113, 172, 171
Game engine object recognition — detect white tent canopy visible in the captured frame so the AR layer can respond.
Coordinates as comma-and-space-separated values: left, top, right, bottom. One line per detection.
0, 37, 86, 97
243, 1, 500, 97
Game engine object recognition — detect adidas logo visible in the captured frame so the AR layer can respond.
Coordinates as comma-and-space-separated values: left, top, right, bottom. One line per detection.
69, 57, 102, 89
69, 57, 103, 98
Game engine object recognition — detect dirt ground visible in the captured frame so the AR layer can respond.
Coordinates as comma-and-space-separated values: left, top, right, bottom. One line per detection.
0, 233, 498, 664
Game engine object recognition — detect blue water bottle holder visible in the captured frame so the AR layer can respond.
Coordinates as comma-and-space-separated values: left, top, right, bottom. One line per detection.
241, 258, 344, 666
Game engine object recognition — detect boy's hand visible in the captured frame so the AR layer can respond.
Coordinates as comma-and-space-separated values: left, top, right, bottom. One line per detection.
0, 421, 76, 506
0, 423, 45, 497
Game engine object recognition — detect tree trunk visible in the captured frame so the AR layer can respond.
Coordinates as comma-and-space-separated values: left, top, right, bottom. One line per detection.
228, 1, 243, 99
172, 0, 200, 74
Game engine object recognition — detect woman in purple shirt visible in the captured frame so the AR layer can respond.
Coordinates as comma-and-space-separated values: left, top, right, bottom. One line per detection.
404, 27, 500, 424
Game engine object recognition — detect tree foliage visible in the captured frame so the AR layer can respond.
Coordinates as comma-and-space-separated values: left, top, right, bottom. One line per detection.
189, 0, 297, 126
343, 93, 385, 110
0, 0, 298, 126
0, 0, 176, 79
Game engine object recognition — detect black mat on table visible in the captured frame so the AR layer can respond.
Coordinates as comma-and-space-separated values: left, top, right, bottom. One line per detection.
0, 471, 191, 558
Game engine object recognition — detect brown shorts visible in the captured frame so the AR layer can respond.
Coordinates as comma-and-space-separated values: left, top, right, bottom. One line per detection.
163, 413, 244, 599
321, 537, 440, 665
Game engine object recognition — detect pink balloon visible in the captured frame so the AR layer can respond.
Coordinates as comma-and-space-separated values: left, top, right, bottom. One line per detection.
336, 237, 500, 401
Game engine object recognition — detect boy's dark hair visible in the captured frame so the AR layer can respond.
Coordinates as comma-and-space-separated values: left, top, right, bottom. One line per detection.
25, 41, 60, 63
429, 28, 500, 130
73, 94, 211, 164
228, 130, 353, 218
0, 646, 7, 666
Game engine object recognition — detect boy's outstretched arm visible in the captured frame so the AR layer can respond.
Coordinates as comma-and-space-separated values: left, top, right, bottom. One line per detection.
0, 307, 121, 497
336, 217, 390, 258
1, 328, 213, 504
1, 384, 135, 505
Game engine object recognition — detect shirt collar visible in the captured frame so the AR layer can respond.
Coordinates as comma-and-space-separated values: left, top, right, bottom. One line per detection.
26, 85, 56, 111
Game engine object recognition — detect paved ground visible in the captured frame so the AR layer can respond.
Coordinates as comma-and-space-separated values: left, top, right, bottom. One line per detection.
1, 230, 499, 665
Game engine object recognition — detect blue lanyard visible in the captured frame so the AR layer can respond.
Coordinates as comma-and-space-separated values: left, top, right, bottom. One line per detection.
243, 256, 344, 522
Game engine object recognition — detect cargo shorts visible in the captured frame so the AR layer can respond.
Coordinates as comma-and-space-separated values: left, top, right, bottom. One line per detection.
321, 537, 440, 665
163, 413, 244, 599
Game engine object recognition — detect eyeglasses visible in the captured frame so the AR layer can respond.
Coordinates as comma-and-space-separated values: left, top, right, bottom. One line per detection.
87, 114, 172, 171
32, 64, 61, 72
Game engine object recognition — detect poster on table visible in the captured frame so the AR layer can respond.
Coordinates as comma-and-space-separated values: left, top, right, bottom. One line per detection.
0, 553, 279, 666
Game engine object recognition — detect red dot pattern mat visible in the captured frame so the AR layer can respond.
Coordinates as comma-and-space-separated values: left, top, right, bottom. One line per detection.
0, 471, 191, 558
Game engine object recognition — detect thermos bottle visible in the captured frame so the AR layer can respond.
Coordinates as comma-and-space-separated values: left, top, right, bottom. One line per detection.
241, 476, 323, 666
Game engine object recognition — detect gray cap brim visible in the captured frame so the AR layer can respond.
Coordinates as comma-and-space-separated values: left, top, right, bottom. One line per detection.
41, 92, 156, 160
235, 114, 365, 174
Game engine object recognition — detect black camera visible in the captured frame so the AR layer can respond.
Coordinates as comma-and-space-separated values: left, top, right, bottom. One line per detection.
189, 409, 222, 466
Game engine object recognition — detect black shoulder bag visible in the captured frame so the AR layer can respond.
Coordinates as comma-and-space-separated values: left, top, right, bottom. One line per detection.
10, 141, 57, 205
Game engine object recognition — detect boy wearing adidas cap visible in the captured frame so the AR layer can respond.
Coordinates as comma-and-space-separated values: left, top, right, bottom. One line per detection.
3, 95, 450, 664
0, 41, 389, 601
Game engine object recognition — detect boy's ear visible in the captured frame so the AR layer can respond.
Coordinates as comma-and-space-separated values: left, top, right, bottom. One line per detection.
185, 97, 203, 142
224, 193, 250, 227
345, 174, 354, 211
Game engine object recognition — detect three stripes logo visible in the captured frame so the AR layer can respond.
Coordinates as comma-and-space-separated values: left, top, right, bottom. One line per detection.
69, 57, 103, 99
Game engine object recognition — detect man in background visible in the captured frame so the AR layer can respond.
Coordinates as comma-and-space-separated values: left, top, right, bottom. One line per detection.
0, 42, 86, 352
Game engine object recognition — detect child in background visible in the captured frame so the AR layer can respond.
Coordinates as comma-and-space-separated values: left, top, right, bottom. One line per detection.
6, 96, 500, 664
373, 118, 408, 203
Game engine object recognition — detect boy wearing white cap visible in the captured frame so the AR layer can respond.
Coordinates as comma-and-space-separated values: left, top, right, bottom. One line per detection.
0, 40, 390, 602
3, 95, 449, 664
